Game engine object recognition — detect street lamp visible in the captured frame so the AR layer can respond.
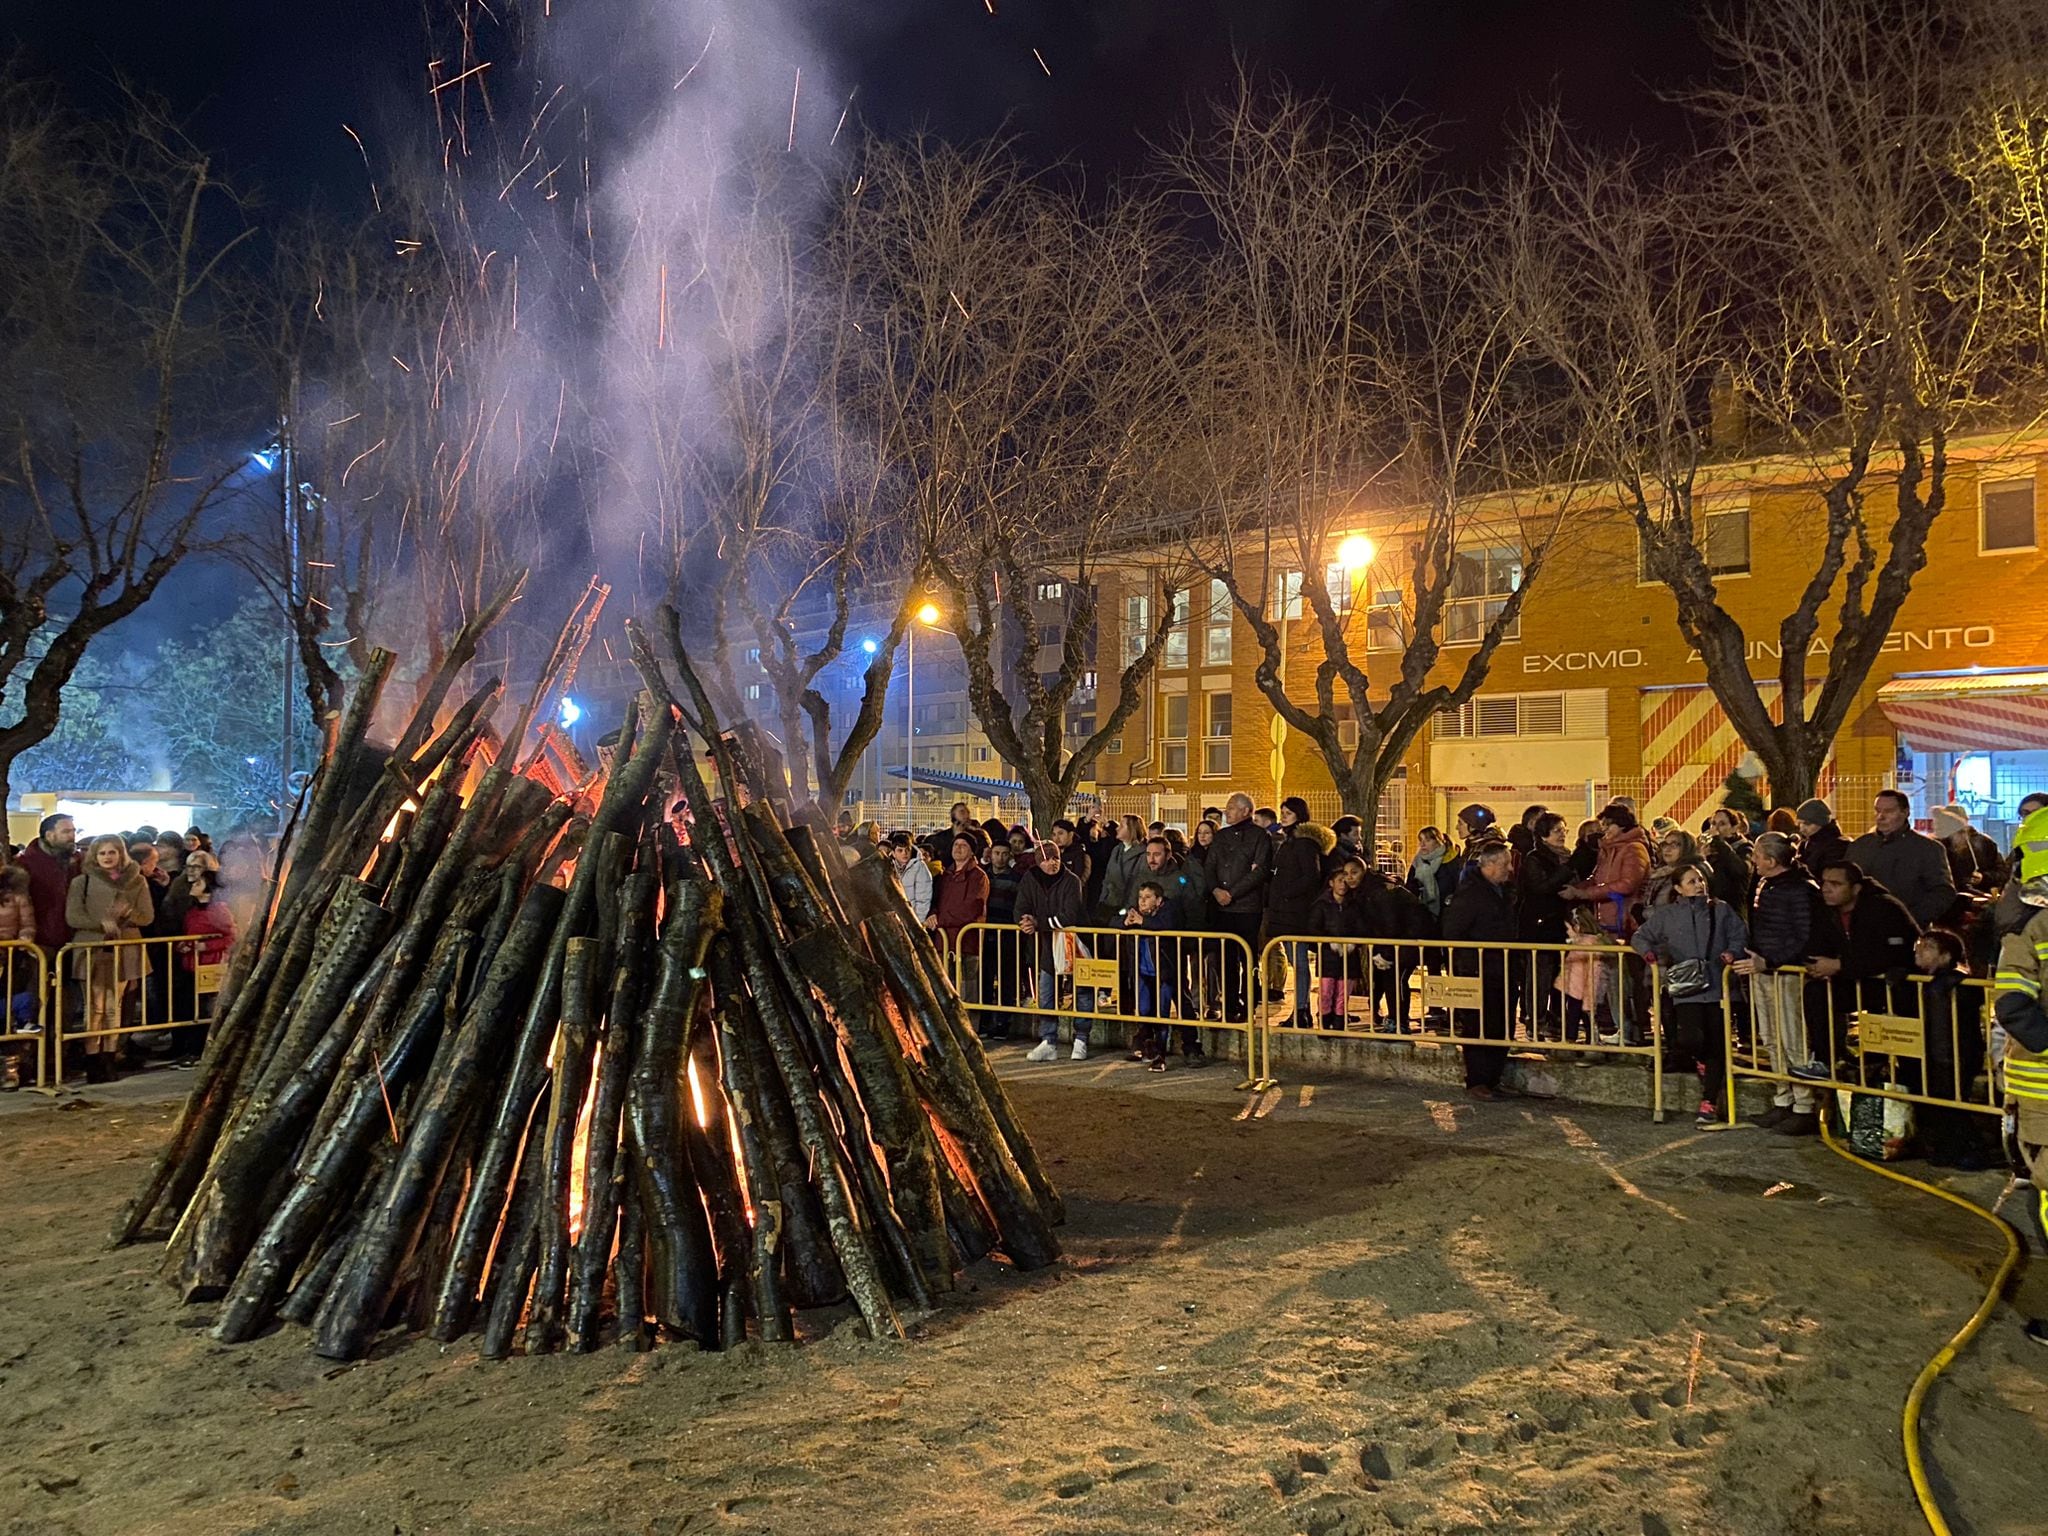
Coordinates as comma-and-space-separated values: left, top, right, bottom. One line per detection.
906, 604, 941, 823
1338, 533, 1378, 571
1275, 533, 1379, 805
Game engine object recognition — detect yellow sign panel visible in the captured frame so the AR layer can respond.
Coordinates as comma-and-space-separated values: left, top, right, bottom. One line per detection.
1856, 1011, 1925, 1059
1422, 973, 1484, 1011
195, 962, 226, 995
1072, 956, 1121, 994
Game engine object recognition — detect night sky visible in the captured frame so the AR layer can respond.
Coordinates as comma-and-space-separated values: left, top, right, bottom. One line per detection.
6, 0, 1719, 216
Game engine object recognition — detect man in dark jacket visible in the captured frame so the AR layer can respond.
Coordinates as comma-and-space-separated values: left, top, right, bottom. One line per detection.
978, 844, 1023, 1034
1017, 842, 1095, 1061
1794, 858, 1919, 1077
1846, 789, 1956, 929
1930, 803, 2007, 897
1206, 793, 1273, 1023
1139, 837, 1208, 1063
1443, 841, 1516, 1099
1794, 799, 1850, 887
1265, 801, 1336, 1027
1516, 812, 1576, 1038
1731, 833, 1822, 1132
1351, 864, 1430, 1034
18, 814, 78, 952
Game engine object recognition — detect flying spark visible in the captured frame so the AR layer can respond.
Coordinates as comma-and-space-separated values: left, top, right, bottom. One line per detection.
430, 60, 493, 94
788, 68, 801, 153
675, 25, 716, 89
831, 87, 857, 147
1031, 47, 1052, 76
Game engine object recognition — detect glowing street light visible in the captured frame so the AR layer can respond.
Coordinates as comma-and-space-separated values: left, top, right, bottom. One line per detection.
1338, 533, 1378, 570
906, 602, 942, 817
861, 638, 879, 655
558, 696, 583, 729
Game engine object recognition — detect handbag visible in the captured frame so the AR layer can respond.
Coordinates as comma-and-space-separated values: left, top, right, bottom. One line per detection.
1660, 904, 1713, 999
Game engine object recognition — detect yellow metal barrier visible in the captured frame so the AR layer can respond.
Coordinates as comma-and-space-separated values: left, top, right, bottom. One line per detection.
1257, 935, 1668, 1120
53, 935, 228, 1078
1, 940, 50, 1089
1723, 965, 2001, 1128
950, 921, 1268, 1089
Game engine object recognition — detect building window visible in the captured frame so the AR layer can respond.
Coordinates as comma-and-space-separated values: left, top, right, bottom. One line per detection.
1036, 580, 1065, 600
1203, 691, 1231, 778
1204, 579, 1232, 665
744, 683, 763, 702
1164, 589, 1190, 669
1080, 669, 1098, 692
1337, 717, 1359, 752
972, 745, 991, 763
1323, 562, 1357, 617
1266, 570, 1304, 621
1162, 692, 1189, 777
1124, 594, 1151, 659
1443, 546, 1522, 645
1983, 478, 2037, 553
1365, 586, 1404, 652
745, 646, 762, 665
1436, 691, 1569, 739
1037, 624, 1061, 648
1703, 504, 1751, 576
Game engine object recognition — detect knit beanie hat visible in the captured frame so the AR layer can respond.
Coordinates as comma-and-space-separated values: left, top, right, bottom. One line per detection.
1931, 803, 1971, 838
1795, 798, 1831, 827
1455, 802, 1496, 833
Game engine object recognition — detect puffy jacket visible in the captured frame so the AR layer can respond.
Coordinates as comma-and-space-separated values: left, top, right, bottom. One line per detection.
984, 862, 1022, 926
181, 900, 237, 969
1747, 867, 1819, 968
1845, 826, 1956, 930
1631, 895, 1749, 1005
1205, 817, 1274, 916
1268, 823, 1338, 928
1142, 857, 1204, 930
1577, 827, 1653, 936
1705, 836, 1754, 912
893, 855, 935, 922
1442, 872, 1516, 1014
1355, 870, 1433, 942
930, 863, 990, 954
1515, 843, 1576, 942
0, 867, 35, 946
1308, 889, 1372, 980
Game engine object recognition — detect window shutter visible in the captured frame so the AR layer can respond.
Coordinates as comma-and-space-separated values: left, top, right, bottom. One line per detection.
1476, 697, 1519, 737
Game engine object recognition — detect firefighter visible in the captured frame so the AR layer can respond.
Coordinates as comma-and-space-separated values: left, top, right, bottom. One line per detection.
1990, 805, 2048, 1348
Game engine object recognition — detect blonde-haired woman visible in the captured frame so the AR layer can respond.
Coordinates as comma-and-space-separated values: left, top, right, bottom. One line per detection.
66, 835, 152, 1083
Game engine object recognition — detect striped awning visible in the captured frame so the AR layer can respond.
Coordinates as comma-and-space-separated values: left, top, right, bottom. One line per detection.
1878, 671, 2048, 753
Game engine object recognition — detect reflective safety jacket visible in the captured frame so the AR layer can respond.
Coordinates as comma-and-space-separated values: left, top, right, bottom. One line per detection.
1993, 901, 2048, 1142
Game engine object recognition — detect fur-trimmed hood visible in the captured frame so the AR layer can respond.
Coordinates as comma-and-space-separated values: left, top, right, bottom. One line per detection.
1294, 821, 1338, 857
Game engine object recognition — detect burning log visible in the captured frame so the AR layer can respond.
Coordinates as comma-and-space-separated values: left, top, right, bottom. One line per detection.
119, 604, 1062, 1364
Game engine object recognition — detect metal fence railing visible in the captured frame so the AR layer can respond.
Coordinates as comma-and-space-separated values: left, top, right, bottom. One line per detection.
1719, 965, 2001, 1132
1257, 936, 1668, 1120
2, 940, 50, 1089
52, 935, 228, 1078
948, 921, 1267, 1088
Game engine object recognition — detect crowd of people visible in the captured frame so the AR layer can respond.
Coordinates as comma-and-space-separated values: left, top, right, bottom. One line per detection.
843, 785, 2048, 1156
0, 814, 237, 1087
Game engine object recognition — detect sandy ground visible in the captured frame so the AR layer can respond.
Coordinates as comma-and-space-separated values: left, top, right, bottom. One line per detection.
3, 1055, 2044, 1536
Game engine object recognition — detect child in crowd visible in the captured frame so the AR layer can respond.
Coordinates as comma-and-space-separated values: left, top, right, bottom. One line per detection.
1557, 902, 1615, 1045
1308, 860, 1368, 1031
1125, 881, 1177, 1070
1909, 927, 1994, 1166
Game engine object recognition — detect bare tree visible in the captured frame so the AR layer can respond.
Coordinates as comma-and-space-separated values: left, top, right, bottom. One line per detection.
0, 75, 258, 807
1512, 0, 2048, 806
828, 137, 1186, 832
1154, 81, 1570, 843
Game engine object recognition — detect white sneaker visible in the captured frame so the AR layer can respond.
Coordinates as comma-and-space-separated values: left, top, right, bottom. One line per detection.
1070, 1038, 1089, 1061
1025, 1041, 1057, 1063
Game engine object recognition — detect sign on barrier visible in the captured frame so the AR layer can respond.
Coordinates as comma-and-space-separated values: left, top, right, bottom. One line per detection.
1856, 1011, 1926, 1059
1420, 973, 1484, 1011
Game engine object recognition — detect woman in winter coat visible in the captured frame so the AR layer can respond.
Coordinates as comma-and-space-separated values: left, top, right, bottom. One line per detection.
1631, 861, 1748, 1130
1638, 828, 1702, 918
1564, 804, 1653, 939
66, 834, 153, 1082
1406, 826, 1450, 928
1097, 814, 1149, 925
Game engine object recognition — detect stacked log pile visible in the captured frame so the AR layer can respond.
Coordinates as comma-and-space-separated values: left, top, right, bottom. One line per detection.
114, 602, 1062, 1360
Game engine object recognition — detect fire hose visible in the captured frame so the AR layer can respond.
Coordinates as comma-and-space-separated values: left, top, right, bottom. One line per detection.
1815, 1115, 2023, 1536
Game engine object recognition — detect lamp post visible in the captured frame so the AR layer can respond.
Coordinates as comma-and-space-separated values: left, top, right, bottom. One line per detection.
906, 603, 940, 822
